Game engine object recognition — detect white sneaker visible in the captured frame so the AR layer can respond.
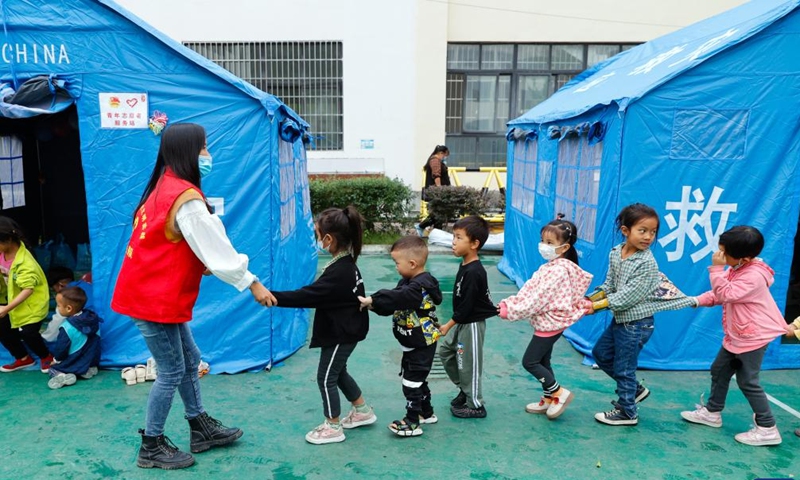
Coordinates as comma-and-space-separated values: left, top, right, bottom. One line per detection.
80, 366, 98, 380
735, 417, 782, 446
48, 373, 77, 390
145, 357, 157, 381
546, 388, 573, 420
680, 397, 722, 428
341, 406, 377, 429
305, 421, 346, 445
525, 396, 552, 414
418, 413, 438, 424
134, 364, 146, 383
121, 367, 137, 386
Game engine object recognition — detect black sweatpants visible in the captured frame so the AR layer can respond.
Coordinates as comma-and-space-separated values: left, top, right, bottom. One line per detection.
317, 342, 362, 419
521, 332, 563, 394
401, 344, 437, 421
0, 314, 50, 360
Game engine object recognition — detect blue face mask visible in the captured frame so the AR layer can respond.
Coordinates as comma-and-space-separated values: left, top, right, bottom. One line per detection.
199, 154, 213, 178
315, 239, 330, 255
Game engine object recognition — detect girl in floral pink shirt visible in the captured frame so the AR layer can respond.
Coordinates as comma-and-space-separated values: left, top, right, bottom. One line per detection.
498, 219, 592, 419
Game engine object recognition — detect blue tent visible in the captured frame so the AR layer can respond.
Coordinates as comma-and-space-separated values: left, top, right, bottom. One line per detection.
501, 0, 800, 370
0, 0, 317, 372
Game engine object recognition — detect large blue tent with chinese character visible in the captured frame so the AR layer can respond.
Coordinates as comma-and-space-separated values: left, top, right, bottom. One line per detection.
0, 0, 317, 372
501, 0, 800, 369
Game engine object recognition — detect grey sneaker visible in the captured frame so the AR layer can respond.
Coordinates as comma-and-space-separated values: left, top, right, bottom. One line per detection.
48, 373, 77, 390
80, 366, 98, 380
341, 406, 377, 429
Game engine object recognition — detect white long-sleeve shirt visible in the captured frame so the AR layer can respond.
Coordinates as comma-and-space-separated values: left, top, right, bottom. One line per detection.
175, 199, 256, 292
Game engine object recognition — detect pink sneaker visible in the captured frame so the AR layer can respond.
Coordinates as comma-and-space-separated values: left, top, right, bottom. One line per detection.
341, 406, 377, 429
735, 417, 782, 446
525, 396, 552, 414
680, 396, 722, 428
305, 421, 345, 445
681, 405, 722, 428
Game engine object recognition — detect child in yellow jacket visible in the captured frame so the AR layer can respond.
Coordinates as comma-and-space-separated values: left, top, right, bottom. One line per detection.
0, 217, 53, 373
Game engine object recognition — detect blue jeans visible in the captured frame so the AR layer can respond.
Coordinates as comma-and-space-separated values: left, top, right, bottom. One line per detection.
134, 320, 203, 436
592, 317, 654, 419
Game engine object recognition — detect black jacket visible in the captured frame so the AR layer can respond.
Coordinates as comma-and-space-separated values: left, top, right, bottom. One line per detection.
272, 255, 369, 348
371, 272, 443, 349
452, 260, 496, 324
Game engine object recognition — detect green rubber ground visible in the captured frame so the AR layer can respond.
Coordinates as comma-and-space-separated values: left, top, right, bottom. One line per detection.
0, 254, 796, 479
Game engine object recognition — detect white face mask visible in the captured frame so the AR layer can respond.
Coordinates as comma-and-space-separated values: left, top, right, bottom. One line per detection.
538, 242, 567, 261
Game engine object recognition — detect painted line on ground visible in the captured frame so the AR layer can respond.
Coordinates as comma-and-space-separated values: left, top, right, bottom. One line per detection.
766, 393, 800, 420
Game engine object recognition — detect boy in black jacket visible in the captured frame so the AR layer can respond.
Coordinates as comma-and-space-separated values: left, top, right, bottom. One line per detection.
359, 236, 442, 437
438, 215, 495, 418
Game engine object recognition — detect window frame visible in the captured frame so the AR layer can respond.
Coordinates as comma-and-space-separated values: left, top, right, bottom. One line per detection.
184, 41, 344, 151
446, 42, 636, 168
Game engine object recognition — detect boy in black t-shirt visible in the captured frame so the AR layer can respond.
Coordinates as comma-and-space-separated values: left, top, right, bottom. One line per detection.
438, 215, 495, 418
359, 236, 442, 437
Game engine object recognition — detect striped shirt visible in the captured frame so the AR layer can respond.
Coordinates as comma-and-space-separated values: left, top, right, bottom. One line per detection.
599, 244, 694, 323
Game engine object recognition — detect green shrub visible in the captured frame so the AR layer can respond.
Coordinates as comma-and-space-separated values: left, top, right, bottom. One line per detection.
309, 176, 414, 232
424, 185, 488, 230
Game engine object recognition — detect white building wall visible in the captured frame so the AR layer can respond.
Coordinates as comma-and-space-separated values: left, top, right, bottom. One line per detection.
116, 0, 745, 191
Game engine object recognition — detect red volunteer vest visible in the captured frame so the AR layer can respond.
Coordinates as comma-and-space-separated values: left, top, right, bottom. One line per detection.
111, 169, 206, 323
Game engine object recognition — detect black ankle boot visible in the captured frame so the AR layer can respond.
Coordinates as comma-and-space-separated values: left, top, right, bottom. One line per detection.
137, 429, 195, 470
188, 412, 243, 453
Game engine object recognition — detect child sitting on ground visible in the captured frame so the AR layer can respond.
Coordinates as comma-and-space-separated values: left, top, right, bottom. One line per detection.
47, 286, 102, 389
359, 235, 442, 437
42, 267, 95, 343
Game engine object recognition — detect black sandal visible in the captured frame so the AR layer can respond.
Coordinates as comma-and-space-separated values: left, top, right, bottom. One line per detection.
388, 418, 423, 437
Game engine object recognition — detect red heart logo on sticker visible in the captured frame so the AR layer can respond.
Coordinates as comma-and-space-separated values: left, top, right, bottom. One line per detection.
126, 98, 138, 108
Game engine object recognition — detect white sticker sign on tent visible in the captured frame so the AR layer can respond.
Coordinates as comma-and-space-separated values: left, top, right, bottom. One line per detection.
98, 93, 148, 129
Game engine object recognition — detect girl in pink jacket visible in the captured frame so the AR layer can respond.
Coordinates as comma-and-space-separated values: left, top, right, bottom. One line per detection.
681, 226, 786, 446
498, 219, 592, 420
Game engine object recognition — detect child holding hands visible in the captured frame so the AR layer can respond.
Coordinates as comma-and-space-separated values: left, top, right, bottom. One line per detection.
498, 219, 592, 419
439, 215, 497, 419
359, 235, 442, 437
268, 206, 376, 445
681, 226, 788, 446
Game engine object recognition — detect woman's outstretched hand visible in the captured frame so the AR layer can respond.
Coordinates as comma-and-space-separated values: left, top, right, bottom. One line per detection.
250, 281, 277, 307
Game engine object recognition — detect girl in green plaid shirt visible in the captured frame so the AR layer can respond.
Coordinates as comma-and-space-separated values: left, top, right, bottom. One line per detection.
586, 203, 695, 426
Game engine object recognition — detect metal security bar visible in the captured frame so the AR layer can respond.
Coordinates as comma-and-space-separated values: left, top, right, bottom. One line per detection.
185, 41, 344, 151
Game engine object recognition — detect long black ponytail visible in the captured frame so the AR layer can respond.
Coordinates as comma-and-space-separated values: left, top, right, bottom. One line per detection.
317, 205, 364, 262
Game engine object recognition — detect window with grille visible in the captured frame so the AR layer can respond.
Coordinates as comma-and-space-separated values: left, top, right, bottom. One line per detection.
185, 41, 343, 151
510, 137, 537, 218
0, 136, 25, 209
446, 43, 634, 168
555, 133, 602, 243
279, 140, 297, 240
